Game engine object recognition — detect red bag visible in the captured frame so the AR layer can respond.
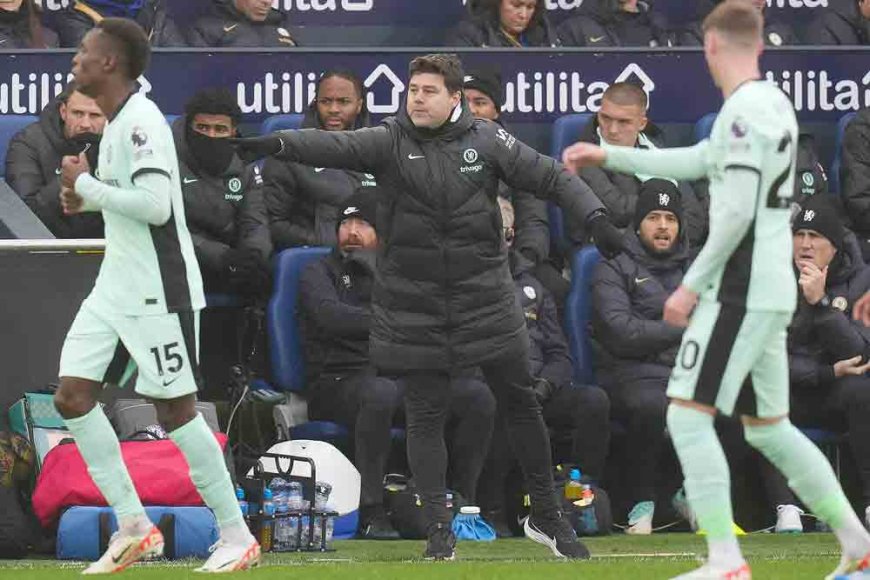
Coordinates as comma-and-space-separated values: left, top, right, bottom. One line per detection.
32, 433, 228, 527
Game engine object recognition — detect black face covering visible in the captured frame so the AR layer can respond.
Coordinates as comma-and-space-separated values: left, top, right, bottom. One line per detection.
64, 132, 101, 174
186, 128, 236, 177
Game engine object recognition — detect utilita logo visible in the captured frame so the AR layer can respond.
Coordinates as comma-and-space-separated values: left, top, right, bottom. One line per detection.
765, 0, 827, 7
461, 0, 585, 9
765, 69, 870, 112
272, 0, 374, 10
0, 71, 150, 114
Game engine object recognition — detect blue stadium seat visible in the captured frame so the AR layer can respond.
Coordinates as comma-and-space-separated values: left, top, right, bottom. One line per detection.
548, 114, 594, 255
694, 112, 717, 143
267, 247, 350, 441
829, 112, 857, 195
260, 114, 304, 135
0, 114, 38, 177
801, 427, 846, 479
564, 246, 601, 385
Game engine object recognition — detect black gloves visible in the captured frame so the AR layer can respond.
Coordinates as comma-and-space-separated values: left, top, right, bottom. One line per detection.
531, 377, 557, 404
587, 211, 624, 259
229, 134, 286, 164
223, 247, 271, 296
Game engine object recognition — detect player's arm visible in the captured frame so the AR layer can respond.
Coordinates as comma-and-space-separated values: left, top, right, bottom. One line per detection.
74, 170, 171, 225
602, 140, 711, 181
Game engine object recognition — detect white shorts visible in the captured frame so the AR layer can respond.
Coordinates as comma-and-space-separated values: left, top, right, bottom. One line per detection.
59, 298, 201, 400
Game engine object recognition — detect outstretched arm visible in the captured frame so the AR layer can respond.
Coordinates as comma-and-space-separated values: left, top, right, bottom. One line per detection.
563, 140, 711, 181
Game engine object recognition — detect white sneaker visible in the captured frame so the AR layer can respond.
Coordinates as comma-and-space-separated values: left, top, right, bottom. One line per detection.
82, 525, 164, 574
670, 562, 751, 579
826, 552, 870, 580
194, 538, 261, 573
774, 504, 804, 534
626, 501, 654, 535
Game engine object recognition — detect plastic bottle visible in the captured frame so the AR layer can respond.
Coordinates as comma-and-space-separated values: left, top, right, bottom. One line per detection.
287, 481, 304, 549
236, 486, 249, 519
564, 469, 584, 501
579, 483, 595, 508
270, 478, 289, 551
259, 488, 275, 552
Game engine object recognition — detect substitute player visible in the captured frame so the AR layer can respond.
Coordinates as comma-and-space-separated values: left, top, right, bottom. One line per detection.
562, 2, 870, 579
55, 19, 259, 574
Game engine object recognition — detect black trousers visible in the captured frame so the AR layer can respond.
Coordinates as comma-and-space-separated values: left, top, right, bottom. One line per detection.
309, 369, 495, 510
401, 345, 562, 527
477, 384, 611, 512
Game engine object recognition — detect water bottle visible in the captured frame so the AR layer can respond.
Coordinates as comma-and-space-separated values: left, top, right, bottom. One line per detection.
287, 481, 304, 549
259, 488, 275, 552
564, 469, 584, 501
270, 478, 289, 551
314, 481, 332, 511
236, 485, 249, 519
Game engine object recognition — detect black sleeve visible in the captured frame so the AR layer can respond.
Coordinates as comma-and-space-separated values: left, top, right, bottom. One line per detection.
788, 353, 834, 391
804, 15, 839, 45
536, 288, 574, 388
157, 16, 188, 47
236, 165, 273, 265
678, 181, 709, 248
299, 259, 371, 338
262, 158, 315, 250
579, 167, 634, 227
444, 19, 482, 46
812, 305, 870, 361
186, 19, 212, 47
510, 187, 550, 264
274, 126, 392, 173
5, 130, 63, 231
841, 113, 870, 233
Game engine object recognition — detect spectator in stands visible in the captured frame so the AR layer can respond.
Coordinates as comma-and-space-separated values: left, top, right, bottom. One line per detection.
174, 88, 271, 298
841, 106, 870, 259
0, 0, 57, 47
264, 69, 374, 250
565, 82, 708, 250
590, 180, 691, 534
189, 0, 298, 47
787, 196, 870, 529
56, 0, 185, 48
299, 191, 496, 540
445, 0, 560, 47
680, 0, 800, 46
558, 0, 675, 48
5, 83, 104, 238
463, 68, 570, 306
477, 196, 610, 537
806, 0, 870, 45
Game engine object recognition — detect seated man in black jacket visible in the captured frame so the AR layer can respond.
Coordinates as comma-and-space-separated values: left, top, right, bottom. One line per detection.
56, 0, 185, 47
558, 0, 675, 47
477, 196, 611, 536
174, 88, 272, 298
189, 0, 299, 47
591, 179, 691, 534
566, 82, 707, 250
841, 104, 870, 260
299, 191, 496, 540
806, 0, 870, 45
787, 196, 870, 528
680, 0, 800, 46
6, 83, 104, 238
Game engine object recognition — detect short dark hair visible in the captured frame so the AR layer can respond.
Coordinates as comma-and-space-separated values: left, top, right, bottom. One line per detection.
602, 82, 648, 109
185, 88, 242, 126
316, 68, 365, 101
702, 0, 763, 48
95, 17, 151, 80
408, 54, 464, 94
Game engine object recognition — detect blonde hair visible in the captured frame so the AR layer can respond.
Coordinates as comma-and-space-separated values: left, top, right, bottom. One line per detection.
702, 0, 763, 49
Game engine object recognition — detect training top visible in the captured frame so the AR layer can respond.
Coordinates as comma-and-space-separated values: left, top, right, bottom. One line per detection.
602, 80, 798, 313
75, 92, 205, 315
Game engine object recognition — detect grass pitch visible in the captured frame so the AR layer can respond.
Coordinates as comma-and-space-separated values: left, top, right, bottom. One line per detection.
0, 533, 843, 579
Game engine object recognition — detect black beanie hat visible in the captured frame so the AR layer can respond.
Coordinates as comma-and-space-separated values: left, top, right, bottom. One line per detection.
463, 67, 504, 110
633, 179, 683, 232
792, 195, 844, 250
337, 189, 377, 232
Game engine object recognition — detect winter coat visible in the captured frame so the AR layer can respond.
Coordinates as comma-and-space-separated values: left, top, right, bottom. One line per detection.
511, 251, 573, 388
841, 108, 870, 237
557, 0, 675, 47
591, 229, 691, 386
0, 2, 58, 48
679, 0, 800, 46
267, 101, 604, 372
299, 249, 374, 385
172, 117, 271, 291
445, 12, 561, 47
56, 0, 186, 48
188, 0, 299, 47
806, 0, 870, 45
566, 116, 708, 248
788, 233, 870, 390
5, 98, 103, 239
263, 105, 376, 250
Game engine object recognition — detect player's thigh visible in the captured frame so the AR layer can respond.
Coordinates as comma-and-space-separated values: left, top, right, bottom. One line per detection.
117, 310, 201, 400
59, 301, 130, 385
667, 300, 729, 404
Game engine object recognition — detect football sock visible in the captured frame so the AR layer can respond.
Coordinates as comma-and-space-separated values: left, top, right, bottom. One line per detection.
667, 404, 745, 570
744, 420, 870, 559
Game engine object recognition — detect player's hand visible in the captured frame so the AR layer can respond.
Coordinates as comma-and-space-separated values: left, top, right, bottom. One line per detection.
229, 134, 286, 163
562, 142, 606, 174
798, 261, 827, 305
664, 285, 698, 328
61, 152, 89, 190
854, 291, 870, 326
833, 355, 870, 378
587, 212, 624, 259
60, 186, 85, 215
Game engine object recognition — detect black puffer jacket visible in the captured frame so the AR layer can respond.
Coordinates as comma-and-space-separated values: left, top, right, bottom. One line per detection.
806, 0, 870, 45
445, 12, 560, 47
56, 0, 186, 48
172, 117, 271, 291
566, 116, 708, 248
841, 108, 870, 237
0, 3, 58, 48
679, 0, 800, 46
511, 251, 573, 388
189, 0, 299, 47
788, 233, 870, 389
591, 229, 691, 385
5, 98, 103, 239
263, 104, 376, 250
557, 0, 675, 47
268, 102, 604, 371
